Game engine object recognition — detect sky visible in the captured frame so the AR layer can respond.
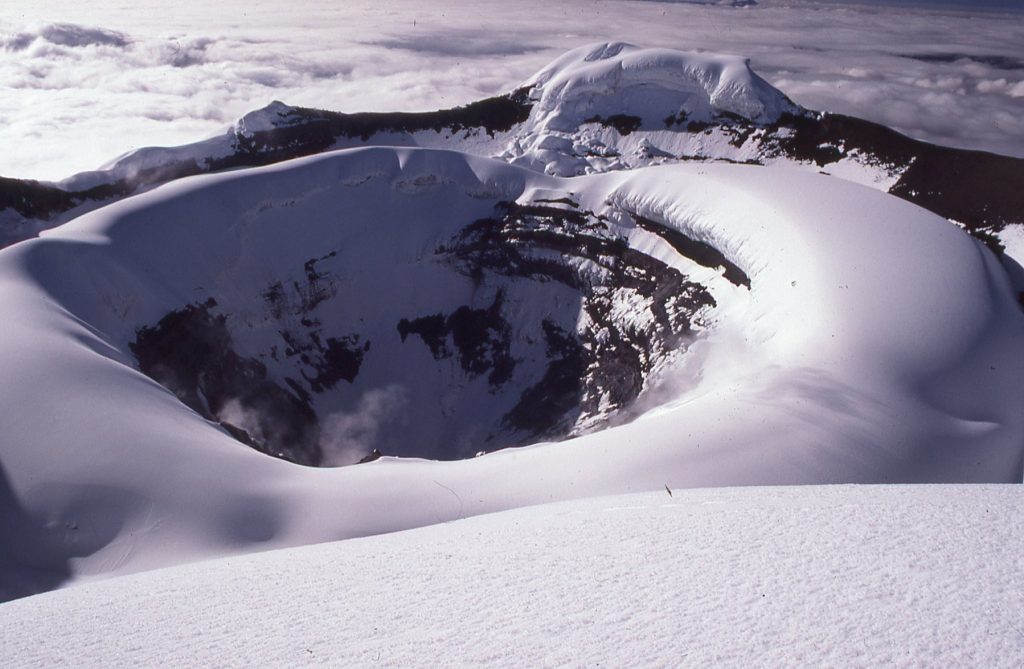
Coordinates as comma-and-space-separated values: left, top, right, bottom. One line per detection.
0, 0, 1022, 181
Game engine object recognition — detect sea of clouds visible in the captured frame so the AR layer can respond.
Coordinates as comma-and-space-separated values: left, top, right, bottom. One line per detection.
1, 0, 1022, 181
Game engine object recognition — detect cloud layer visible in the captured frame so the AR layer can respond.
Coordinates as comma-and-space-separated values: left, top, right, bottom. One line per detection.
1, 0, 1022, 180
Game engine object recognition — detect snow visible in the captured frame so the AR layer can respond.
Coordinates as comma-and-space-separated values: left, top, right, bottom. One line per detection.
3, 484, 1022, 667
0, 146, 1020, 601
996, 224, 1024, 299
523, 42, 799, 127
814, 151, 906, 190
234, 100, 305, 137
0, 38, 1021, 665
503, 42, 808, 177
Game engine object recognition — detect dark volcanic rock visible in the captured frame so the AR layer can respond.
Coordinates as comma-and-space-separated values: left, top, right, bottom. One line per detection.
131, 252, 378, 464
585, 114, 643, 136
262, 253, 368, 393
305, 336, 368, 394
130, 299, 322, 465
634, 216, 751, 288
440, 201, 716, 440
398, 291, 516, 389
358, 448, 383, 464
396, 314, 449, 359
503, 320, 586, 436
230, 89, 532, 161
0, 176, 126, 222
767, 112, 1024, 251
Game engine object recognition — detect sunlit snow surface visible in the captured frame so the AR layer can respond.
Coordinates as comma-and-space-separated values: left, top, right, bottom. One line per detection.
4, 485, 1023, 667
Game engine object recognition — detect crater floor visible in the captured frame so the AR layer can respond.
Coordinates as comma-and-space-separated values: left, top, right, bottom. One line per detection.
129, 198, 721, 465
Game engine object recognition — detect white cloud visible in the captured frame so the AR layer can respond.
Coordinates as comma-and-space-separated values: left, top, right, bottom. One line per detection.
976, 77, 1024, 98
319, 385, 408, 466
0, 0, 1022, 180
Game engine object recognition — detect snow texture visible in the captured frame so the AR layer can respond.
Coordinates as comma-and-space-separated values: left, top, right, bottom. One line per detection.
3, 485, 1022, 667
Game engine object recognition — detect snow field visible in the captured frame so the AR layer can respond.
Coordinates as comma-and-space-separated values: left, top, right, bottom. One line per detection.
3, 485, 1022, 668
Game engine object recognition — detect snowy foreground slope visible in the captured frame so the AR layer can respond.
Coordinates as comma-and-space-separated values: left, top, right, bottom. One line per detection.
1, 145, 1022, 601
4, 485, 1023, 668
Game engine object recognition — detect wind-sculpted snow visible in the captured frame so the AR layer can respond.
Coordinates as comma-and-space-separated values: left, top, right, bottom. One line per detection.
0, 147, 1021, 600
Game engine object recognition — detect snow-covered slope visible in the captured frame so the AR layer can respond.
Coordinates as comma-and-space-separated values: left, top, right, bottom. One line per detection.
4, 485, 1023, 668
1, 146, 1021, 600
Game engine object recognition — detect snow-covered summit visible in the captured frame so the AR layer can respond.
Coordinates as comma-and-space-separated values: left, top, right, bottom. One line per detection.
522, 42, 799, 128
234, 100, 305, 138
502, 42, 807, 176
